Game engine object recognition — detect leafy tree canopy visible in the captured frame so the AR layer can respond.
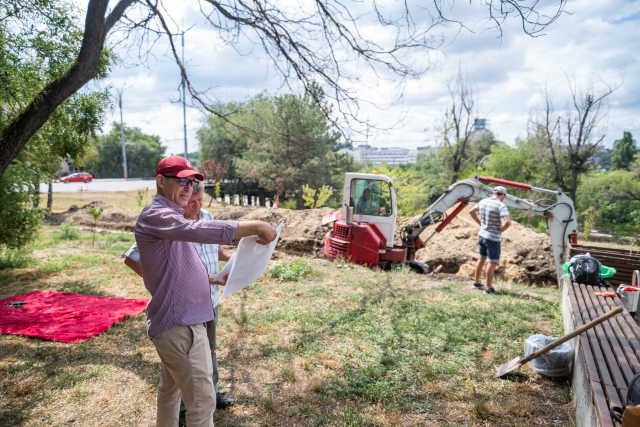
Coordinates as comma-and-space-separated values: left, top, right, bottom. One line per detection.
0, 0, 111, 247
199, 91, 351, 208
612, 131, 637, 171
88, 123, 166, 179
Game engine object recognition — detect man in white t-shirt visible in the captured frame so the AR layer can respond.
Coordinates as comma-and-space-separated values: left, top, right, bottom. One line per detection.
469, 186, 512, 295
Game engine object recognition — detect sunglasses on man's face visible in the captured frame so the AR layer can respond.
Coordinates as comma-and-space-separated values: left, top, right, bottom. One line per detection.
162, 174, 196, 187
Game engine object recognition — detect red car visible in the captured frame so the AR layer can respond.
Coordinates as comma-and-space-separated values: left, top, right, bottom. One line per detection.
60, 172, 93, 183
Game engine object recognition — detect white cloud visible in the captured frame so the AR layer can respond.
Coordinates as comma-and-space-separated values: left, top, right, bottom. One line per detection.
89, 0, 640, 154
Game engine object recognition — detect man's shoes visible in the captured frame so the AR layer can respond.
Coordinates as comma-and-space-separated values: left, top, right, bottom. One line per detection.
483, 287, 500, 295
216, 391, 236, 410
472, 283, 484, 290
178, 409, 187, 427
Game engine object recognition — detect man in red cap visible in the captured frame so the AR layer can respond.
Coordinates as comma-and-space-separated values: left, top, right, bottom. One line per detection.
136, 156, 277, 427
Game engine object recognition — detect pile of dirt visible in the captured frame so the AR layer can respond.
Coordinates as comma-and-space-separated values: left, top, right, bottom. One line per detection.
215, 206, 335, 256
401, 203, 556, 285
46, 202, 138, 231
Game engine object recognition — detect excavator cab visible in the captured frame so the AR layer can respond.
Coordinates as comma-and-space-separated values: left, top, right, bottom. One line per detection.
341, 173, 397, 248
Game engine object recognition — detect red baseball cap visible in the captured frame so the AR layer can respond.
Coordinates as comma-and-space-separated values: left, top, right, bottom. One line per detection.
156, 156, 204, 181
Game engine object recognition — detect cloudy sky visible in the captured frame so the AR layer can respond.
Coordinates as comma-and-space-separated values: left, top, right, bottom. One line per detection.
96, 0, 640, 156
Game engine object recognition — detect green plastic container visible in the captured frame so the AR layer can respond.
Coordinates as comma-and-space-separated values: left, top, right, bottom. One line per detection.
562, 262, 617, 279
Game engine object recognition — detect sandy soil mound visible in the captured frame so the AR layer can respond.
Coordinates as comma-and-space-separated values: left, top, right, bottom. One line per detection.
215, 206, 335, 256
46, 202, 138, 231
402, 203, 556, 285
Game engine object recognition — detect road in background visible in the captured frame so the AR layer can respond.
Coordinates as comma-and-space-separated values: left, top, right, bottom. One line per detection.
40, 179, 156, 193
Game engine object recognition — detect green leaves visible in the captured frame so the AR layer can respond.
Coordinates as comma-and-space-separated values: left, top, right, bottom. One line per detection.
199, 92, 350, 207
612, 131, 637, 171
90, 207, 103, 221
87, 123, 166, 179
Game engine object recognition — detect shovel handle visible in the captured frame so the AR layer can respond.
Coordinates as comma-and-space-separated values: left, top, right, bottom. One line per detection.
521, 306, 623, 364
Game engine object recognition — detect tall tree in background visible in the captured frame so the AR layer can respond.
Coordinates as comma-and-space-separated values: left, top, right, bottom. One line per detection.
435, 69, 499, 184
530, 80, 616, 204
0, 0, 110, 246
237, 91, 351, 209
612, 131, 637, 171
0, 0, 567, 178
88, 123, 166, 178
198, 100, 254, 193
437, 69, 477, 184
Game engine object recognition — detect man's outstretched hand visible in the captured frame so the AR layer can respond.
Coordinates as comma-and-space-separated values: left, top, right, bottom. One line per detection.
255, 222, 277, 245
234, 220, 278, 245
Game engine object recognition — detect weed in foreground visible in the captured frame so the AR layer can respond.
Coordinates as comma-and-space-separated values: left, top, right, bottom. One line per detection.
0, 249, 35, 270
56, 222, 81, 240
268, 258, 312, 282
279, 367, 297, 383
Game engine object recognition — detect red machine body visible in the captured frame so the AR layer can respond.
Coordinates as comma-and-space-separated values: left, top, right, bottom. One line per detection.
324, 220, 409, 266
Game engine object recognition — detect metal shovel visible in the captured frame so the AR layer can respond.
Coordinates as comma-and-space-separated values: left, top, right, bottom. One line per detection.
497, 306, 623, 378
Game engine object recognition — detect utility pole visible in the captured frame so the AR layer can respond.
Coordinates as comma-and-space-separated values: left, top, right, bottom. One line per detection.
116, 86, 128, 179
182, 32, 188, 160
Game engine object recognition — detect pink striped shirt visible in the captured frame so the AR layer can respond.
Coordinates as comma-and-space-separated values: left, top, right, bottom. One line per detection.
135, 194, 238, 336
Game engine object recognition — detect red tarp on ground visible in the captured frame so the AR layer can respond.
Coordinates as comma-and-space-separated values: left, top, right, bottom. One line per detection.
0, 291, 148, 343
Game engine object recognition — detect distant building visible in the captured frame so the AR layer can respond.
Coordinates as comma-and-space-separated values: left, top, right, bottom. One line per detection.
349, 145, 419, 166
469, 118, 492, 142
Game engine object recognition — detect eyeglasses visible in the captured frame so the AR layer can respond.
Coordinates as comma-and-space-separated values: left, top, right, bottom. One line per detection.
162, 174, 196, 187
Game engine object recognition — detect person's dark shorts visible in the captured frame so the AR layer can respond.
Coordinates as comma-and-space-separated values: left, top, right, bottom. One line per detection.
478, 237, 501, 263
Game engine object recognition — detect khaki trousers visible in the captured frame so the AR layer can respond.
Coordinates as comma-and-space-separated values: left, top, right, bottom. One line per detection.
151, 323, 216, 427
180, 306, 219, 412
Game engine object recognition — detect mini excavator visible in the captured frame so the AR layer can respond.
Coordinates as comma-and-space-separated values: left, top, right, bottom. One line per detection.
322, 173, 578, 279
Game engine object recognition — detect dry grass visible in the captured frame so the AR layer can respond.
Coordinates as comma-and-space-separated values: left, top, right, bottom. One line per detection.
48, 189, 224, 217
0, 226, 576, 426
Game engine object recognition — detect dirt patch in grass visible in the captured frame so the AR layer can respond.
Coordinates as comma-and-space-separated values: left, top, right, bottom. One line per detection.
45, 201, 139, 232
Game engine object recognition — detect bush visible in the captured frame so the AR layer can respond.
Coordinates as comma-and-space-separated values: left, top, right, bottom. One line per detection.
0, 249, 34, 270
279, 199, 298, 210
268, 258, 312, 282
57, 222, 81, 240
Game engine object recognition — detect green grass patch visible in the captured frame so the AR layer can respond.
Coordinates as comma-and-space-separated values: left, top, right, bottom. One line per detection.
267, 258, 312, 282
56, 222, 81, 240
0, 249, 35, 270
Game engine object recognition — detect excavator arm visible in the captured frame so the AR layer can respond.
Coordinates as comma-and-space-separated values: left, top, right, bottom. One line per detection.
402, 175, 578, 280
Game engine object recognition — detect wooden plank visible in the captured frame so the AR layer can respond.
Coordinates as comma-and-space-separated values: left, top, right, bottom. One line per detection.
593, 380, 616, 427
571, 245, 640, 257
601, 296, 640, 371
568, 282, 601, 382
619, 388, 628, 408
605, 384, 624, 414
591, 289, 640, 384
584, 286, 630, 389
575, 283, 615, 387
569, 251, 640, 262
609, 297, 640, 348
572, 244, 640, 255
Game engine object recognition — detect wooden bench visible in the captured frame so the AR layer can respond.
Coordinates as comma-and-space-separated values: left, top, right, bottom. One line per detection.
563, 278, 640, 426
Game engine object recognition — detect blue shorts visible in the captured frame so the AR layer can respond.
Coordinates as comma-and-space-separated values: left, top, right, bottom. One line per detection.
478, 237, 501, 263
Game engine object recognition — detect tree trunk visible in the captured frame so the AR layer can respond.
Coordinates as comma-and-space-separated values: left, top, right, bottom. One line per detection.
297, 188, 305, 210
47, 179, 53, 215
570, 166, 579, 207
33, 179, 40, 208
0, 0, 134, 178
